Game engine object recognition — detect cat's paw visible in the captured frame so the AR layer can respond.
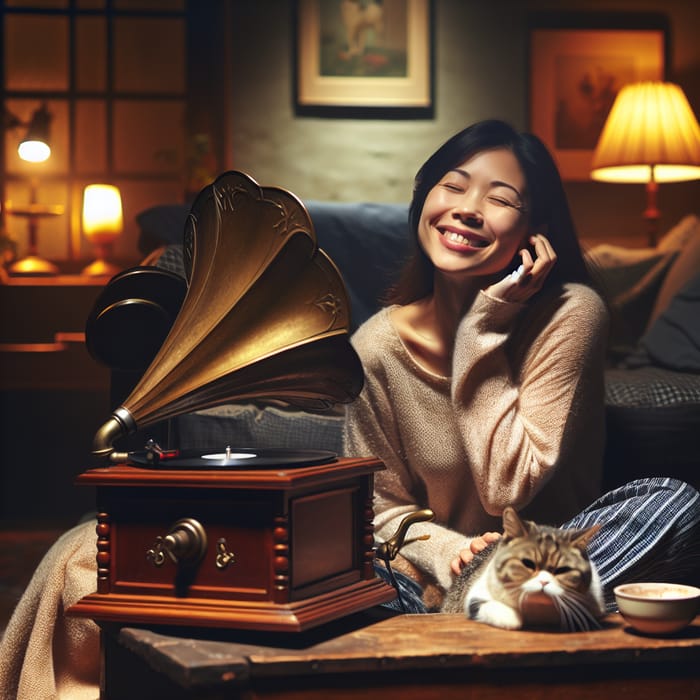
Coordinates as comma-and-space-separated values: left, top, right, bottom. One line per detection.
474, 600, 522, 630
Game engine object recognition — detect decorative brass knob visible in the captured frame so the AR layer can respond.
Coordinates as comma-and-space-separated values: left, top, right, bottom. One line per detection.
215, 538, 236, 570
146, 518, 208, 567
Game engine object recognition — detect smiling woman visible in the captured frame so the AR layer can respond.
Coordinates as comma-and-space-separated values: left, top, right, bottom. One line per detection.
416, 149, 533, 281
343, 118, 700, 615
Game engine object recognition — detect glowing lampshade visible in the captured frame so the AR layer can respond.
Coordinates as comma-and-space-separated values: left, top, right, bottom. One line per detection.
591, 82, 700, 244
82, 184, 123, 276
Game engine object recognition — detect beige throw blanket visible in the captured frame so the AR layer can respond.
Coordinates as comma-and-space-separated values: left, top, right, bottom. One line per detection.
0, 521, 100, 700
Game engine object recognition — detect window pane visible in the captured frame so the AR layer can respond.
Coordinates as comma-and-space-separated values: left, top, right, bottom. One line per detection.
6, 0, 68, 7
114, 0, 184, 10
76, 17, 107, 91
5, 15, 69, 91
113, 100, 184, 175
75, 100, 107, 174
114, 17, 185, 93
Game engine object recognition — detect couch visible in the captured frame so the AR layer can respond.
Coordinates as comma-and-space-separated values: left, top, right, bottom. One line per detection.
92, 200, 700, 491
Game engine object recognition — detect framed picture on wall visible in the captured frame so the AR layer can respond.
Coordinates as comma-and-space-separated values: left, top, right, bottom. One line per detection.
529, 14, 668, 181
295, 0, 432, 117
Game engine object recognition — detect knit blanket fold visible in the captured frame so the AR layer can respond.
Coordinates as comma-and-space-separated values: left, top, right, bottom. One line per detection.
0, 521, 100, 700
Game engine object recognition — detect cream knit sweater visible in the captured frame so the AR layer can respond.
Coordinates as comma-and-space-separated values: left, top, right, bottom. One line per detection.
344, 283, 608, 592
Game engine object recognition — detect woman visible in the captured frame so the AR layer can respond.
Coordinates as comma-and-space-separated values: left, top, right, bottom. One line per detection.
344, 119, 700, 611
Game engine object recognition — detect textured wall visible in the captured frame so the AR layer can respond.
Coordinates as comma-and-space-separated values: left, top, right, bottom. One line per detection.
226, 0, 700, 245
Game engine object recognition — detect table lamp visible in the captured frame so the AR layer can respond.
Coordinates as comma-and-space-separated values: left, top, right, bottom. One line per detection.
82, 184, 123, 277
7, 102, 64, 276
590, 81, 700, 246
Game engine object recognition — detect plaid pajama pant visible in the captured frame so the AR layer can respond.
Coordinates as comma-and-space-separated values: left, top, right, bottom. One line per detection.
562, 477, 700, 611
378, 477, 700, 614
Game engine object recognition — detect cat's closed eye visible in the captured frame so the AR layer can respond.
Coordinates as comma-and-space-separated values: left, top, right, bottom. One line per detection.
521, 558, 536, 570
555, 566, 572, 575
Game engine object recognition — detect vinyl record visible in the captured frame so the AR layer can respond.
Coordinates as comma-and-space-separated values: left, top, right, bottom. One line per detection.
128, 447, 337, 470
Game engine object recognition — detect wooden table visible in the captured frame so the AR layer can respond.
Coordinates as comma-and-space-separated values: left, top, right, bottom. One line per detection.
100, 611, 700, 699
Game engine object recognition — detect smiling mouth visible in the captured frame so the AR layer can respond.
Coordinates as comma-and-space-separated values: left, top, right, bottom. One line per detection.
443, 230, 490, 248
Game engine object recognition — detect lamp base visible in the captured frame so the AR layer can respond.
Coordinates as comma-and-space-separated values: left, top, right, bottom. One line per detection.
8, 254, 58, 277
82, 258, 121, 278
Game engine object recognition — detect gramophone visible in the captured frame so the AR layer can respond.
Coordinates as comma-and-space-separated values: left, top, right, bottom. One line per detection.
68, 171, 404, 633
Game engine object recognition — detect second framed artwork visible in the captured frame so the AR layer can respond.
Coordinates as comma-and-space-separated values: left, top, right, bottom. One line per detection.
295, 0, 432, 117
530, 15, 667, 180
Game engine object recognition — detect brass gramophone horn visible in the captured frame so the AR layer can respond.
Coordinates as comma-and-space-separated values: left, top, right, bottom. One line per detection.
93, 171, 364, 460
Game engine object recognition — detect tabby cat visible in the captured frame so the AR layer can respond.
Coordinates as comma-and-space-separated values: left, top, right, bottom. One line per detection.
441, 507, 604, 631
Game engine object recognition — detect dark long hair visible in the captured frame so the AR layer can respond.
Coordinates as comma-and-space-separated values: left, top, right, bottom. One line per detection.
387, 119, 591, 305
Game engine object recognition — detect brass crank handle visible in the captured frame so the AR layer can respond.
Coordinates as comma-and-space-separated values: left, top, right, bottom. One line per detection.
375, 508, 435, 562
146, 518, 208, 567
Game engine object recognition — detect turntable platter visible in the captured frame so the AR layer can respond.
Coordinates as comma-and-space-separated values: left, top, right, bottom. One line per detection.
128, 447, 337, 469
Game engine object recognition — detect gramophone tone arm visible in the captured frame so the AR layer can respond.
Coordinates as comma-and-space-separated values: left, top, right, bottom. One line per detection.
92, 406, 137, 461
375, 509, 435, 562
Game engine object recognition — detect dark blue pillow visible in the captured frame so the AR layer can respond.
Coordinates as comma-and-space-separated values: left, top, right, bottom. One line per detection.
640, 271, 700, 372
305, 201, 410, 330
136, 204, 190, 253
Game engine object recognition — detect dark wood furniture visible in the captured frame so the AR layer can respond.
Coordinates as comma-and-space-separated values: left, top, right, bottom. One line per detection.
0, 275, 111, 523
69, 459, 395, 632
100, 612, 700, 699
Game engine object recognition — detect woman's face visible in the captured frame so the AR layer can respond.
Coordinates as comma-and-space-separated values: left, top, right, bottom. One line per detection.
418, 147, 530, 280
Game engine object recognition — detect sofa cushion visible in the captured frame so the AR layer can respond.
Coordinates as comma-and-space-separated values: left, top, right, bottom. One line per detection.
647, 218, 700, 327
638, 271, 700, 373
585, 245, 677, 351
306, 201, 409, 330
175, 403, 345, 454
603, 366, 700, 490
605, 366, 700, 408
656, 213, 700, 253
136, 204, 190, 254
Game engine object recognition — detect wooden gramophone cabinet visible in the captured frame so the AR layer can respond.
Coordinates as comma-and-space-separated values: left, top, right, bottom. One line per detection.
69, 456, 394, 632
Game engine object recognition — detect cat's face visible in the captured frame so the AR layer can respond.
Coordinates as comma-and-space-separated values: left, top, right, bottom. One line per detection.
488, 507, 602, 629
494, 528, 593, 598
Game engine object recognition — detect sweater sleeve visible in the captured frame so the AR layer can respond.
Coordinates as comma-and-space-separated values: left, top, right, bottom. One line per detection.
344, 320, 472, 591
451, 284, 607, 515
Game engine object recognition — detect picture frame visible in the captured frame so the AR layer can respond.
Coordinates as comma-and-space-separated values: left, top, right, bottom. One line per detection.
295, 0, 432, 117
529, 14, 668, 180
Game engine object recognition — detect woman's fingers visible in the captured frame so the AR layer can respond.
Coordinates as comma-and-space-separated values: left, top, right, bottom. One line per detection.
485, 234, 557, 302
451, 532, 502, 576
451, 549, 473, 575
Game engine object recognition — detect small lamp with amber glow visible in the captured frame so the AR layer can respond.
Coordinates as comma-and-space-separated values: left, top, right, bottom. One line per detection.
7, 102, 64, 276
82, 184, 123, 277
591, 81, 700, 246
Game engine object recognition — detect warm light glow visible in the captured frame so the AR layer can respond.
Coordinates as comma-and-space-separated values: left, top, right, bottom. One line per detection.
82, 184, 123, 243
591, 81, 700, 183
18, 139, 51, 163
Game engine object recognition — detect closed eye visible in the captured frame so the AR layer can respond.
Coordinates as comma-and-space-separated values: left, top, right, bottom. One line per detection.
487, 195, 523, 211
521, 558, 536, 570
555, 566, 573, 575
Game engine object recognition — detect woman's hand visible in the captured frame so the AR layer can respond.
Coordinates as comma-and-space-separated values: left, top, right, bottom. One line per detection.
484, 233, 557, 303
450, 531, 501, 576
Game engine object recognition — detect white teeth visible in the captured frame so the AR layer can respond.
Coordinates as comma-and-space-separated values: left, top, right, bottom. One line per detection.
445, 231, 487, 247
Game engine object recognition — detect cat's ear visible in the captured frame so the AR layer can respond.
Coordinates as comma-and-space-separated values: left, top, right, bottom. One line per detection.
502, 506, 529, 540
570, 523, 601, 550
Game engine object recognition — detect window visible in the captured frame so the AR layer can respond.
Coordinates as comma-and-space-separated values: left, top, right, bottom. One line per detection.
1, 0, 187, 265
